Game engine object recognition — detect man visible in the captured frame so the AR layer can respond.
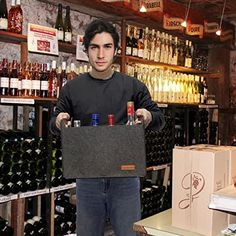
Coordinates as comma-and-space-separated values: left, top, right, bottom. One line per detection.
50, 19, 165, 236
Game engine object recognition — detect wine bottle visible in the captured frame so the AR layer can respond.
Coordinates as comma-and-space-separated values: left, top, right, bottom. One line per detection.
40, 63, 48, 98
126, 25, 132, 56
61, 61, 67, 87
7, 0, 16, 32
0, 58, 9, 96
64, 6, 72, 43
48, 60, 58, 98
9, 60, 19, 96
0, 0, 8, 31
14, 0, 23, 34
127, 101, 135, 125
55, 3, 64, 42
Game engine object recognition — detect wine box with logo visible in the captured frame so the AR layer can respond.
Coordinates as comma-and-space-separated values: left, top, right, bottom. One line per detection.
172, 145, 232, 236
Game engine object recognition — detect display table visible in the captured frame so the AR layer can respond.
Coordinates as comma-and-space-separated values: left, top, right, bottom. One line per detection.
133, 209, 219, 236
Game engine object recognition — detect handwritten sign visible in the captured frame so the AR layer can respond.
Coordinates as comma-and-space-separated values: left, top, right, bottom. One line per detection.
163, 14, 183, 30
204, 21, 219, 33
141, 0, 163, 12
186, 24, 204, 38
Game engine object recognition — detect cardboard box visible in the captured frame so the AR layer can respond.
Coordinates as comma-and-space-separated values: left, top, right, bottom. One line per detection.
172, 145, 229, 236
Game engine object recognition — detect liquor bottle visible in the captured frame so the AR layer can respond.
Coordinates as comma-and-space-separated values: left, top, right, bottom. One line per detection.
21, 62, 31, 97
131, 26, 138, 57
91, 113, 99, 126
7, 0, 16, 32
55, 3, 64, 42
67, 63, 77, 81
17, 62, 22, 96
61, 61, 67, 87
0, 0, 8, 31
40, 63, 48, 97
149, 29, 155, 61
9, 59, 18, 96
203, 78, 208, 104
126, 25, 132, 56
14, 0, 23, 34
64, 6, 72, 43
32, 63, 40, 97
48, 60, 57, 98
108, 114, 115, 126
137, 28, 144, 58
127, 101, 135, 125
154, 31, 161, 62
198, 76, 204, 104
0, 58, 9, 96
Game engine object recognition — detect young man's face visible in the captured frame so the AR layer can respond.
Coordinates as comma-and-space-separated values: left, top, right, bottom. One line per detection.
87, 32, 116, 72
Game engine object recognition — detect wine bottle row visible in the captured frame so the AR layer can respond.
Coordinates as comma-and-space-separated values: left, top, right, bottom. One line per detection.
0, 0, 23, 34
0, 131, 48, 196
125, 24, 208, 71
0, 216, 14, 236
24, 215, 48, 236
54, 192, 76, 235
51, 137, 75, 187
145, 114, 174, 167
141, 180, 171, 219
127, 63, 209, 104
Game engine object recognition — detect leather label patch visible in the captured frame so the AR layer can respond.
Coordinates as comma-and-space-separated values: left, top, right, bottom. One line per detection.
121, 164, 136, 171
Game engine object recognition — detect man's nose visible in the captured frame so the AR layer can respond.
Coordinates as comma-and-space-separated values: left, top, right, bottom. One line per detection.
98, 48, 104, 58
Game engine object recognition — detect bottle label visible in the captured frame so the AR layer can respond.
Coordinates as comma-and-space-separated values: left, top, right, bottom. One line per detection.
10, 78, 19, 88
132, 48, 138, 57
138, 49, 144, 58
41, 81, 48, 90
65, 32, 72, 42
22, 79, 31, 89
57, 30, 64, 41
18, 80, 22, 90
32, 80, 40, 90
0, 77, 9, 87
0, 18, 8, 30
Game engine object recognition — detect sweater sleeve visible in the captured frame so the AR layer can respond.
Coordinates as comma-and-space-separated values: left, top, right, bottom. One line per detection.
133, 79, 165, 131
49, 84, 73, 136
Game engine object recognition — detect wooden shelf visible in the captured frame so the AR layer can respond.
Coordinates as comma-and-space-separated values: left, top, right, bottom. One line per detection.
156, 102, 218, 109
58, 41, 76, 54
0, 96, 57, 105
0, 30, 27, 44
125, 55, 221, 78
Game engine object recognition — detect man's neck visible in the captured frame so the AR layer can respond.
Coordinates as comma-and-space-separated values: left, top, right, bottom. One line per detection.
89, 67, 114, 80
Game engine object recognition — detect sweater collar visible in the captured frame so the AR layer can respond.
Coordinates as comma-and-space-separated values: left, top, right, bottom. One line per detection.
89, 67, 114, 80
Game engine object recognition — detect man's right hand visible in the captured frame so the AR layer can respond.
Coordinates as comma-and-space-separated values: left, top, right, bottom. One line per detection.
56, 112, 70, 130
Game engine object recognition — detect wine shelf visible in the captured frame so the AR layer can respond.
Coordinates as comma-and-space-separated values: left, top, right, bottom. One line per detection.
0, 30, 27, 44
0, 184, 76, 203
156, 103, 218, 109
125, 55, 222, 78
0, 96, 57, 105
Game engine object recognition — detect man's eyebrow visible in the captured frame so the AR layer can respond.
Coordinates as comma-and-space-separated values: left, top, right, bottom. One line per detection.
89, 43, 113, 47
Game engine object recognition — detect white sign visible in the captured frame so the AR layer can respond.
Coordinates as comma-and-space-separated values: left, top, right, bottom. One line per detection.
76, 35, 89, 61
28, 23, 58, 55
141, 0, 163, 12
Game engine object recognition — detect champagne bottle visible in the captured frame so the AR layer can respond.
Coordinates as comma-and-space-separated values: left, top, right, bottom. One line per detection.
55, 3, 64, 42
64, 6, 72, 43
0, 0, 8, 31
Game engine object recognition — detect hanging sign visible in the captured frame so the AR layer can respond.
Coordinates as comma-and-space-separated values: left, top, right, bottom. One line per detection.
101, 0, 130, 2
76, 35, 89, 61
163, 14, 183, 30
27, 23, 58, 55
186, 24, 204, 38
204, 21, 219, 33
141, 0, 163, 12
220, 29, 234, 42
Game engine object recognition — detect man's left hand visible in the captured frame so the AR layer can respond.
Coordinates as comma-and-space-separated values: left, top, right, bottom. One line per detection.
135, 108, 152, 128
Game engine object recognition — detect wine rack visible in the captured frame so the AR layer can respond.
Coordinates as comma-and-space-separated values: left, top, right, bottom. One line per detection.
0, 2, 222, 235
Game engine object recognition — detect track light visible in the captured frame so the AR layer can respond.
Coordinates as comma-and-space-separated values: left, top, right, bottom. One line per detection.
181, 0, 192, 28
216, 0, 227, 36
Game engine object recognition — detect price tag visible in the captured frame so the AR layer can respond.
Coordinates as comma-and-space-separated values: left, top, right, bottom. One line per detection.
1, 98, 35, 104
19, 188, 49, 198
50, 183, 76, 193
0, 194, 18, 203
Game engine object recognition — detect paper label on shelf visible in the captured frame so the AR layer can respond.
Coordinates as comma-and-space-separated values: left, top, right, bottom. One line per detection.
28, 23, 58, 56
76, 35, 88, 62
1, 98, 35, 104
50, 183, 76, 193
0, 18, 8, 30
19, 188, 49, 198
0, 194, 18, 203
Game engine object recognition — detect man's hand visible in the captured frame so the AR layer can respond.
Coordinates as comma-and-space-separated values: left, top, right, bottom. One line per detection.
56, 112, 70, 130
135, 108, 152, 128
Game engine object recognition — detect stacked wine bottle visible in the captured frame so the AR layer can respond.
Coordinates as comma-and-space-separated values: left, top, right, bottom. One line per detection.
198, 109, 209, 144
0, 216, 14, 236
145, 115, 174, 167
51, 136, 75, 187
141, 180, 171, 219
54, 191, 76, 235
0, 130, 48, 196
24, 215, 48, 236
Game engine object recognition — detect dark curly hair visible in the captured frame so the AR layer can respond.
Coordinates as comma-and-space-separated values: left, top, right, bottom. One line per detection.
83, 19, 119, 51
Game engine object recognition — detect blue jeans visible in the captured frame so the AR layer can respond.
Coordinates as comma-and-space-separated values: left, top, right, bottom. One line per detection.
76, 177, 141, 236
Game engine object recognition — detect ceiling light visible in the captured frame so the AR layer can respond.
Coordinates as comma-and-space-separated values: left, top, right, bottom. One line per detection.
140, 4, 147, 13
181, 0, 192, 28
216, 0, 227, 36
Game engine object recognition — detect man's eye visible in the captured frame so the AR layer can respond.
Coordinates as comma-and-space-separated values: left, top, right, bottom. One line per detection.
105, 45, 112, 48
